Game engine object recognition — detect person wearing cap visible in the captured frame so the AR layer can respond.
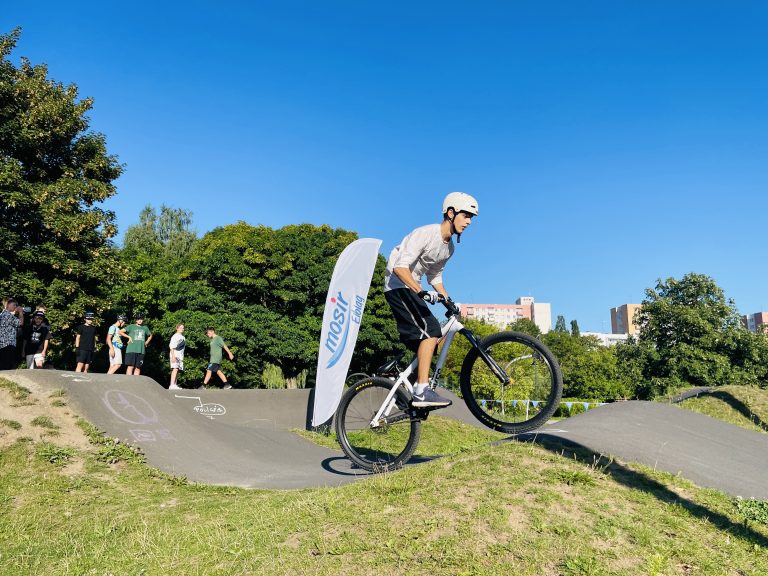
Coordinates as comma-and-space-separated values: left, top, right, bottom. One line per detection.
75, 311, 98, 373
22, 311, 50, 369
122, 313, 152, 376
383, 192, 478, 408
106, 314, 128, 374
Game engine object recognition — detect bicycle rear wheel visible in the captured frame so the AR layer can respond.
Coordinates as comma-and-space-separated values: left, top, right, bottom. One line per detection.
460, 331, 562, 434
335, 376, 422, 472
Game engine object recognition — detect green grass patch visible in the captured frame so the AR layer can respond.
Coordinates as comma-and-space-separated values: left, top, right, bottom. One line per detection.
0, 377, 32, 402
1, 419, 22, 430
2, 437, 767, 575
30, 416, 59, 430
676, 385, 768, 434
736, 498, 768, 526
76, 419, 145, 465
35, 442, 76, 465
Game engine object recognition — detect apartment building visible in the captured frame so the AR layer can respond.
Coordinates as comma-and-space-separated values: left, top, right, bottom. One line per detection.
460, 297, 552, 333
610, 303, 641, 335
742, 312, 768, 333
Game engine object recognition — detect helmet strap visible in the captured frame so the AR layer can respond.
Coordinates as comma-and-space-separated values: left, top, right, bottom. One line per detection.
446, 209, 461, 243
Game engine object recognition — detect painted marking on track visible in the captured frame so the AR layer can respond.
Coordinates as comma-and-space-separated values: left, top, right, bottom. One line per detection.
60, 373, 92, 383
103, 390, 159, 425
174, 395, 227, 419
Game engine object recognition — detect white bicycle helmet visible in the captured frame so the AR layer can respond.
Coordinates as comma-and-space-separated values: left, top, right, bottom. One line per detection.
442, 192, 479, 216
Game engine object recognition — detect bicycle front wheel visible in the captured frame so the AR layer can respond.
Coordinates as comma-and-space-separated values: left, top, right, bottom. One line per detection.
335, 376, 422, 472
460, 331, 563, 434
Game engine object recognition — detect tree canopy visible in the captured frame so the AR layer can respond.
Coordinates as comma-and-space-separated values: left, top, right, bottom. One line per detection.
1, 28, 123, 365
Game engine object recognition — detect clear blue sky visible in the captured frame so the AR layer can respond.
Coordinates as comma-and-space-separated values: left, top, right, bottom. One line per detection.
5, 2, 768, 331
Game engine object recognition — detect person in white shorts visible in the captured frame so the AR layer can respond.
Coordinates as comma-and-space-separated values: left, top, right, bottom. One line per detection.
22, 311, 49, 369
107, 314, 127, 374
383, 192, 478, 408
169, 323, 186, 389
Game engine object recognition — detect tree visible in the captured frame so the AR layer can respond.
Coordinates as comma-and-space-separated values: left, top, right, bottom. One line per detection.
554, 315, 567, 333
0, 28, 123, 366
543, 331, 628, 400
123, 204, 196, 258
507, 318, 541, 337
570, 319, 580, 337
635, 273, 760, 395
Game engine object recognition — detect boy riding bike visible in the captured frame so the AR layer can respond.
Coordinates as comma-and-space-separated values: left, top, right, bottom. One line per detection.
383, 191, 478, 408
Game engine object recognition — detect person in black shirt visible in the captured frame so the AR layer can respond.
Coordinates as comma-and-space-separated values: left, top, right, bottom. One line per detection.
22, 311, 50, 368
75, 312, 98, 373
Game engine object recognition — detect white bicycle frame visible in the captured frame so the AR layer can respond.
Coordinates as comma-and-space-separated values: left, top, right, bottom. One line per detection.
369, 314, 465, 428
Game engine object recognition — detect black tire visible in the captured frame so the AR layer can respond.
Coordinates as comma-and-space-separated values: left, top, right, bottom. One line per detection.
345, 372, 370, 386
460, 331, 563, 434
335, 376, 422, 472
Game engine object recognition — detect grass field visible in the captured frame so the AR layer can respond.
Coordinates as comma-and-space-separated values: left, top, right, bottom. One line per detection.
2, 378, 768, 575
674, 384, 768, 435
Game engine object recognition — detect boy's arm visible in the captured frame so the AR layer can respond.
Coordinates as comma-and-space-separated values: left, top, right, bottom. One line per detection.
430, 282, 449, 300
223, 344, 234, 361
74, 333, 80, 349
393, 267, 422, 293
145, 332, 153, 346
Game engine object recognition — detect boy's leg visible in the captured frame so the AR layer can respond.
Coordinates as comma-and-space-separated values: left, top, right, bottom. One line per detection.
203, 369, 212, 385
75, 363, 84, 372
416, 337, 439, 384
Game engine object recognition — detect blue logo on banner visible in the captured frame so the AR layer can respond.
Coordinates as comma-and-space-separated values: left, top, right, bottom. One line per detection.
324, 292, 365, 369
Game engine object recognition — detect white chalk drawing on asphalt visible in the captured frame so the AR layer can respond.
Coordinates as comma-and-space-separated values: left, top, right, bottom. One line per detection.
174, 395, 227, 419
130, 429, 156, 442
60, 373, 92, 383
103, 390, 159, 425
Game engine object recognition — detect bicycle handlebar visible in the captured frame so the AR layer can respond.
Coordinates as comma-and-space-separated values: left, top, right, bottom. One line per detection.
439, 296, 461, 318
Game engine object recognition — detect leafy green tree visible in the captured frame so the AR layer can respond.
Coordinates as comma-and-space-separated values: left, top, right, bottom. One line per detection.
0, 28, 123, 366
507, 318, 541, 337
636, 273, 752, 395
186, 222, 400, 388
570, 319, 580, 337
543, 332, 629, 400
554, 315, 567, 333
123, 204, 196, 258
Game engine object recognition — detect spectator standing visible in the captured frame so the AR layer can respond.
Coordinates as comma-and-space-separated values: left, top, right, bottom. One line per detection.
75, 312, 98, 373
168, 323, 186, 390
0, 298, 23, 370
202, 327, 234, 389
22, 311, 50, 368
122, 313, 152, 376
106, 314, 128, 374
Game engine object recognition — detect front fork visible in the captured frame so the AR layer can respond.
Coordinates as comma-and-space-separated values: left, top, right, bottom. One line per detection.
460, 329, 510, 385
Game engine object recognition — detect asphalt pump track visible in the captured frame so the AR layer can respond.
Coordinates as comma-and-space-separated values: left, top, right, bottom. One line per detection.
2, 370, 766, 496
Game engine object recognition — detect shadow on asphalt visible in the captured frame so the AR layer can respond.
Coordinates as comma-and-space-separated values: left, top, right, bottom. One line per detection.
321, 455, 439, 477
516, 434, 768, 549
701, 390, 768, 433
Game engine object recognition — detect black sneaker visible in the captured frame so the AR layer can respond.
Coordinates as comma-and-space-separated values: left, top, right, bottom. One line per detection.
411, 388, 452, 408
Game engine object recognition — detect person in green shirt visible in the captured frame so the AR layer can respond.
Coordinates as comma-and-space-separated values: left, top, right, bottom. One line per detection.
202, 327, 234, 389
121, 312, 153, 376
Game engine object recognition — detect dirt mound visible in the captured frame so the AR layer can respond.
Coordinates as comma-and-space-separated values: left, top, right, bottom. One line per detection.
0, 377, 92, 451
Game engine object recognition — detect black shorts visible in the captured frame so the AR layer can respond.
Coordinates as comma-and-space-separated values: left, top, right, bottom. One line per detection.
125, 352, 144, 368
207, 363, 221, 373
76, 349, 93, 364
385, 288, 442, 351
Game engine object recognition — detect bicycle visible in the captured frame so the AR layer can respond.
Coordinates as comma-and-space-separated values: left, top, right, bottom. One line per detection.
334, 297, 563, 472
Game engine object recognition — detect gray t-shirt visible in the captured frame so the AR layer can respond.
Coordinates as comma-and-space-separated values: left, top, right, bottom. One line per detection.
384, 223, 454, 292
